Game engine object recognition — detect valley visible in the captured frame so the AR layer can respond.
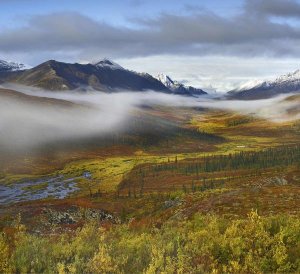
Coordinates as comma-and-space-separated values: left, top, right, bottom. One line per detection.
0, 92, 299, 222
1, 0, 300, 271
0, 61, 299, 273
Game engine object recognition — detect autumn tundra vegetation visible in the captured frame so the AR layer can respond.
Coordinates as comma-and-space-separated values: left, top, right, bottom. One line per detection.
0, 104, 299, 273
1, 0, 300, 270
1, 211, 300, 273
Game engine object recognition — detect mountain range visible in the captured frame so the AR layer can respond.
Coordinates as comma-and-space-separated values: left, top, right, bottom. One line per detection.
1, 58, 299, 99
0, 59, 206, 96
229, 69, 300, 99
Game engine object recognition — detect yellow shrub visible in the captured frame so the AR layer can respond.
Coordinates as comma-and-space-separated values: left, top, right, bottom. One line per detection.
0, 233, 11, 273
2, 211, 300, 273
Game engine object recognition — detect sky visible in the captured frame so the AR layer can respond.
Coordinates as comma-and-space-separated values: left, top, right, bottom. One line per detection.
0, 0, 299, 91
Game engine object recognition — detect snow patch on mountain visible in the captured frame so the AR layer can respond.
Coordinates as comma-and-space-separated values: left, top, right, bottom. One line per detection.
233, 79, 268, 92
0, 60, 30, 72
156, 73, 206, 95
274, 69, 300, 86
91, 59, 124, 70
233, 69, 300, 92
156, 73, 187, 90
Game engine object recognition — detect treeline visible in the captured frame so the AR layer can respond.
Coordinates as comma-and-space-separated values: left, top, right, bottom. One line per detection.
118, 145, 299, 197
151, 145, 300, 175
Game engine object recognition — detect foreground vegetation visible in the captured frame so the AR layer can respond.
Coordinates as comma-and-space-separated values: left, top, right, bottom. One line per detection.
1, 211, 300, 273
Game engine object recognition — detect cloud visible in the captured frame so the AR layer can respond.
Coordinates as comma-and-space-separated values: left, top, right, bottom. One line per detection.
0, 84, 298, 152
246, 0, 300, 18
0, 0, 299, 61
117, 55, 300, 92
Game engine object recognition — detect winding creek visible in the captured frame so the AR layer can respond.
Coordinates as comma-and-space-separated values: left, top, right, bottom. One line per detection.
0, 174, 86, 205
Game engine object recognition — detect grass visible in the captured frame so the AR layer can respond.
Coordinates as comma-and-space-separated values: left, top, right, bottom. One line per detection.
60, 155, 173, 193
0, 174, 42, 186
1, 108, 299, 196
21, 182, 49, 193
0, 108, 298, 224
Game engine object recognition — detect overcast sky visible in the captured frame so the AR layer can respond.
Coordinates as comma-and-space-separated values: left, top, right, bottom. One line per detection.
0, 0, 299, 91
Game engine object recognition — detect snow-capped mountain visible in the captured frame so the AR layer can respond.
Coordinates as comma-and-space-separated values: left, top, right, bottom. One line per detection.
0, 60, 29, 72
156, 73, 206, 96
156, 73, 179, 89
0, 59, 169, 92
232, 79, 269, 92
0, 58, 207, 95
274, 69, 300, 88
229, 69, 300, 99
91, 59, 124, 70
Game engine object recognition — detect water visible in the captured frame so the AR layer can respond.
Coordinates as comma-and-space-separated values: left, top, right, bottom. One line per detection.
0, 175, 81, 205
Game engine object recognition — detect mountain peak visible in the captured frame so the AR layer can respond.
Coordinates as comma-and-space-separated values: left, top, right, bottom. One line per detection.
91, 58, 124, 70
232, 79, 267, 92
0, 60, 30, 72
156, 73, 206, 96
156, 73, 175, 88
275, 69, 300, 83
229, 69, 300, 99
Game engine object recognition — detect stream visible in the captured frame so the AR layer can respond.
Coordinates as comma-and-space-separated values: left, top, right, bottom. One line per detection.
0, 174, 86, 205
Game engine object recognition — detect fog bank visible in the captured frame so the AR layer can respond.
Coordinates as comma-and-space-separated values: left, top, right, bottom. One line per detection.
0, 84, 298, 151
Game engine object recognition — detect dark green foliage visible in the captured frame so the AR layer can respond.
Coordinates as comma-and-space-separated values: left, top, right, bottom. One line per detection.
151, 145, 299, 174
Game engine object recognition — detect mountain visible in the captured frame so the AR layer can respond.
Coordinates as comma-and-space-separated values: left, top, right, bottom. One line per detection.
229, 70, 300, 99
156, 73, 207, 96
0, 58, 208, 95
0, 60, 29, 72
0, 59, 170, 92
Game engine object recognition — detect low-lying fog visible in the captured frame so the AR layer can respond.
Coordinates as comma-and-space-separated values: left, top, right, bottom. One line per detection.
0, 83, 299, 152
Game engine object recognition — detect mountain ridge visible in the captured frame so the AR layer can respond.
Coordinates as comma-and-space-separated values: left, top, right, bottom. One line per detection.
0, 59, 169, 92
229, 69, 300, 99
0, 59, 207, 96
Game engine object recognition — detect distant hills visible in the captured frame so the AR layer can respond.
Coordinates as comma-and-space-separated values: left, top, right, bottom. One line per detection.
0, 59, 206, 96
228, 70, 300, 99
